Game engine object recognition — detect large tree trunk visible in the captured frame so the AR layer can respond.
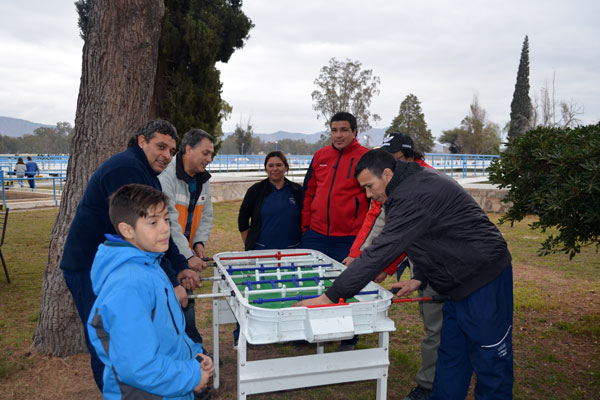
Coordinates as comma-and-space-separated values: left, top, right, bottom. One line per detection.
32, 0, 165, 356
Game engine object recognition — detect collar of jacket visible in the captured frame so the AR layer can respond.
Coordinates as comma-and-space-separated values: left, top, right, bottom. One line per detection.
129, 145, 159, 177
330, 137, 362, 153
385, 160, 423, 197
268, 177, 294, 188
174, 152, 211, 186
102, 233, 165, 263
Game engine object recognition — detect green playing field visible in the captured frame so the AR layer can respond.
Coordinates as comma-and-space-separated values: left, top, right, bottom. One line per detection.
229, 270, 359, 309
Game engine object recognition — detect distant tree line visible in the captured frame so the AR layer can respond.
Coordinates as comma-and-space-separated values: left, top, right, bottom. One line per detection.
219, 122, 322, 155
0, 122, 74, 154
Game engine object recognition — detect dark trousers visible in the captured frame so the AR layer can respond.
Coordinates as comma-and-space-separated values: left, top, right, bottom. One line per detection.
62, 269, 104, 391
301, 228, 355, 263
183, 289, 203, 344
26, 174, 35, 189
429, 265, 514, 400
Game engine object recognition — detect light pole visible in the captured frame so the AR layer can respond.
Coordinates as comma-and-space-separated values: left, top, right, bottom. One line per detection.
241, 143, 244, 155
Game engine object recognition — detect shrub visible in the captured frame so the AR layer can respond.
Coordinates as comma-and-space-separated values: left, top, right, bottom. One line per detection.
488, 123, 600, 258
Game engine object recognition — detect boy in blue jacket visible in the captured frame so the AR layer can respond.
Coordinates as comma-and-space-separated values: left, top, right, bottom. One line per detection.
87, 184, 213, 399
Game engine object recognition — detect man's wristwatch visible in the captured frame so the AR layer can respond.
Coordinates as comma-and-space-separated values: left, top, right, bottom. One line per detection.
195, 354, 204, 364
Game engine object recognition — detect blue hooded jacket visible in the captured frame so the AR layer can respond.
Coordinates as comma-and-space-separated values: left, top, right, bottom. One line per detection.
88, 235, 204, 399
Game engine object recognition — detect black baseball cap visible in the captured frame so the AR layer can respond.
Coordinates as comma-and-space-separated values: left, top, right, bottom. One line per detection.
380, 132, 413, 153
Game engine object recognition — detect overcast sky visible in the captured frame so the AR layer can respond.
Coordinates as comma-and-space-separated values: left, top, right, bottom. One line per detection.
1, 0, 598, 141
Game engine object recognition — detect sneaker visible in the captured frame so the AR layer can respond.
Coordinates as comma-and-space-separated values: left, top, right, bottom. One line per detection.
194, 387, 211, 400
338, 343, 355, 351
403, 386, 431, 400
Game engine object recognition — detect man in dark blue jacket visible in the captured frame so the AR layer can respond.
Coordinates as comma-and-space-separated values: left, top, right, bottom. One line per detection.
296, 150, 514, 399
61, 120, 201, 391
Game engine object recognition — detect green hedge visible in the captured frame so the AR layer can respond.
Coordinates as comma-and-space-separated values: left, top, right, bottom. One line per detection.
488, 124, 600, 258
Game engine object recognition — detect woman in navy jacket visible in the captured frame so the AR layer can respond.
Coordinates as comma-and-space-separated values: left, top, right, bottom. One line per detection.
238, 151, 303, 251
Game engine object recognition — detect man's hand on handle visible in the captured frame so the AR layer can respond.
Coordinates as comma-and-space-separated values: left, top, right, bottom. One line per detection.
389, 279, 422, 297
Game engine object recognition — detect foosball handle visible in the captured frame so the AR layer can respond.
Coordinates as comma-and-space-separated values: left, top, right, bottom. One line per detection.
305, 298, 349, 308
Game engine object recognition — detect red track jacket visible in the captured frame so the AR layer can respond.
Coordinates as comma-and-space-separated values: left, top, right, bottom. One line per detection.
302, 138, 369, 237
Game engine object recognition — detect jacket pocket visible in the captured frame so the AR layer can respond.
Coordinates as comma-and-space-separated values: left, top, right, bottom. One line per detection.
354, 197, 359, 218
347, 158, 355, 179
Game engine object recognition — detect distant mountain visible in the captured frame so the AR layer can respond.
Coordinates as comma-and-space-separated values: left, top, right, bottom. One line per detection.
225, 127, 389, 145
0, 116, 53, 137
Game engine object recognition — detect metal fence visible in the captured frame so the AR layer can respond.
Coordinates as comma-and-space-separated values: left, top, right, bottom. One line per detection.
0, 153, 499, 209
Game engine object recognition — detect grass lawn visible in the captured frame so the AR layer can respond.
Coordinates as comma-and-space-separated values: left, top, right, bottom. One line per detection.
0, 205, 598, 399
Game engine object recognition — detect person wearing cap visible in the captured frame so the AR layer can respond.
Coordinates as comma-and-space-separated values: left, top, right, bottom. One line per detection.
341, 132, 442, 400
296, 149, 514, 399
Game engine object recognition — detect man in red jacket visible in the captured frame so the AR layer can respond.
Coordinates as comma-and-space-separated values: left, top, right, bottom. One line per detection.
301, 112, 369, 262
301, 112, 369, 351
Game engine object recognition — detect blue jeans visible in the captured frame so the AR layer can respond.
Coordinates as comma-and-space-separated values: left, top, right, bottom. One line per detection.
429, 265, 514, 400
26, 173, 35, 189
301, 228, 356, 262
62, 269, 104, 391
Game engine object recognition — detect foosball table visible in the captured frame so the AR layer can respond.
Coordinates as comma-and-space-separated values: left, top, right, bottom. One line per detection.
207, 249, 396, 399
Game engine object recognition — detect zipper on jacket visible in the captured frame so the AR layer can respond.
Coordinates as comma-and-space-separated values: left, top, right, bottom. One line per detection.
346, 157, 355, 179
326, 150, 343, 236
165, 288, 180, 335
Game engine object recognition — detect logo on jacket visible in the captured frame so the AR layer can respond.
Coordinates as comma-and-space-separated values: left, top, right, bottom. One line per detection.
319, 163, 327, 167
200, 195, 206, 201
289, 197, 296, 205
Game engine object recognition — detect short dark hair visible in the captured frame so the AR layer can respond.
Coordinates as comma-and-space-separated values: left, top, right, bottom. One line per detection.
109, 184, 170, 236
354, 149, 396, 179
264, 150, 289, 170
127, 120, 178, 148
180, 129, 214, 155
330, 112, 357, 134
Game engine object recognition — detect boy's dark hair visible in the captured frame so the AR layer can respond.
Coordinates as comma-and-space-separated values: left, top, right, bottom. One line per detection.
180, 128, 214, 155
127, 120, 178, 148
264, 150, 289, 170
109, 184, 170, 235
354, 149, 396, 179
330, 112, 357, 134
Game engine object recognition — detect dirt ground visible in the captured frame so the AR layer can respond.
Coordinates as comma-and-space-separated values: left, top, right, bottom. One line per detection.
3, 259, 599, 400
2, 188, 55, 200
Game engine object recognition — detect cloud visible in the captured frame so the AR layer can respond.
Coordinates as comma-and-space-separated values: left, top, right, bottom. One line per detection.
1, 0, 598, 138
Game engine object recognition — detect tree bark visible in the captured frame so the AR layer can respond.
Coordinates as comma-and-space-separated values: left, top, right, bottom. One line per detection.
32, 0, 165, 356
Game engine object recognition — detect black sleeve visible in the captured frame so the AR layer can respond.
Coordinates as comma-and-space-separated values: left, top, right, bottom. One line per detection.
238, 183, 257, 232
325, 196, 431, 302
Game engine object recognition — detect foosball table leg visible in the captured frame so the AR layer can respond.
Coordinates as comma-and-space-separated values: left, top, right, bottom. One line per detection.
212, 298, 221, 389
376, 331, 390, 400
237, 332, 248, 400
316, 342, 324, 354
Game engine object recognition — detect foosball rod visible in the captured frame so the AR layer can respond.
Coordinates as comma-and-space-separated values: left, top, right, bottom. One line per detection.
238, 275, 336, 287
213, 251, 311, 261
224, 263, 334, 273
252, 290, 379, 304
228, 269, 342, 280
390, 288, 449, 303
188, 291, 234, 300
